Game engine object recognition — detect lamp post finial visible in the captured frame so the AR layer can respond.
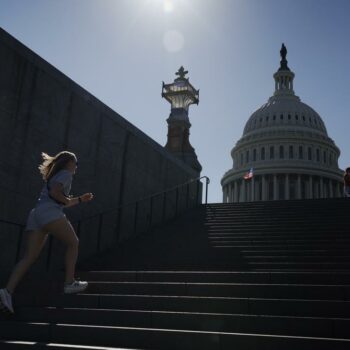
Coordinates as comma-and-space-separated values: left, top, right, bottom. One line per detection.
175, 66, 188, 79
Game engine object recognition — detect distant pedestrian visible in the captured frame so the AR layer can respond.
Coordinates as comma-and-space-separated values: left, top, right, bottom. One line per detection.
0, 151, 94, 314
344, 167, 350, 198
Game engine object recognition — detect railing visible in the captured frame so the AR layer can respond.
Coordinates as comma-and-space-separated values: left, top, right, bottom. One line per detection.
71, 175, 210, 248
0, 219, 26, 267
0, 176, 210, 270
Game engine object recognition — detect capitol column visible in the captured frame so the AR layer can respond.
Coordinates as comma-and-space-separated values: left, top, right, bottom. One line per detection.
297, 175, 302, 199
329, 180, 333, 198
285, 174, 290, 200
273, 174, 278, 200
309, 175, 313, 199
233, 181, 237, 202
320, 177, 324, 198
223, 186, 227, 203
242, 180, 246, 202
262, 175, 267, 201
251, 176, 255, 201
229, 183, 233, 202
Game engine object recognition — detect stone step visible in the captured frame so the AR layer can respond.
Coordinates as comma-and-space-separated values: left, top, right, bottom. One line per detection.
206, 227, 349, 233
206, 231, 350, 236
243, 256, 350, 262
221, 250, 350, 257
76, 270, 350, 284
208, 243, 350, 249
205, 219, 347, 225
209, 234, 350, 239
206, 219, 347, 224
208, 226, 347, 231
208, 236, 350, 241
206, 203, 348, 208
207, 238, 350, 244
10, 306, 350, 339
205, 216, 348, 221
205, 210, 348, 216
242, 262, 350, 269
205, 212, 348, 217
206, 203, 349, 210
207, 211, 348, 216
0, 341, 144, 350
13, 293, 350, 318
209, 237, 350, 242
1, 321, 350, 350
212, 253, 350, 260
206, 225, 349, 231
112, 252, 350, 263
207, 226, 347, 231
209, 236, 350, 241
76, 281, 350, 300
210, 244, 350, 249
205, 211, 349, 218
208, 241, 350, 246
91, 261, 350, 271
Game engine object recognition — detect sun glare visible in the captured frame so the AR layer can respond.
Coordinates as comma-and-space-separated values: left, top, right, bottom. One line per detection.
163, 0, 174, 13
163, 30, 184, 52
148, 0, 175, 14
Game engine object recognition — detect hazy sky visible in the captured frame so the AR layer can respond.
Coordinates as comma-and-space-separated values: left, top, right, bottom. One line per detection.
1, 0, 349, 202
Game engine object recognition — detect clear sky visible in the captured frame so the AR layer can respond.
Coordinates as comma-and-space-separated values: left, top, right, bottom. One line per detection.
1, 0, 349, 203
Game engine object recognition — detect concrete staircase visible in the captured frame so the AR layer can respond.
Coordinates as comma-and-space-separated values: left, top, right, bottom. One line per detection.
1, 198, 350, 349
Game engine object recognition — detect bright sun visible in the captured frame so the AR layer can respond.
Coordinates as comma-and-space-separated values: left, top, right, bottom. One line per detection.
163, 0, 174, 13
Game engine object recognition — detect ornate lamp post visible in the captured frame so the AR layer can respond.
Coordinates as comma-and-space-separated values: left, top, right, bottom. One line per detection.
162, 66, 202, 173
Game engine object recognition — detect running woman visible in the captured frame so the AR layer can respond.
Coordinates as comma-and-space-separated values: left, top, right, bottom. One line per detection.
0, 151, 94, 314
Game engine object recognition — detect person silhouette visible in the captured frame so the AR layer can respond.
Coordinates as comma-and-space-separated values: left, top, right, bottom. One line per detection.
0, 151, 94, 314
344, 167, 350, 197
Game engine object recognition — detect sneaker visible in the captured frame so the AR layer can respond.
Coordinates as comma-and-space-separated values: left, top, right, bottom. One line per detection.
0, 288, 14, 314
64, 280, 88, 294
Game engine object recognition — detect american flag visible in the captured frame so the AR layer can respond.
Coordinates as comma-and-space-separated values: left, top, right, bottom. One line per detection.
244, 168, 254, 180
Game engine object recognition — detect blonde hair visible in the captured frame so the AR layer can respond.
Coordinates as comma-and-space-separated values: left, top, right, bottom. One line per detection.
38, 151, 77, 182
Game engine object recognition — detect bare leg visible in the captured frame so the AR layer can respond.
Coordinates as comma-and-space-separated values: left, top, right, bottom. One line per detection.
6, 229, 48, 294
42, 217, 79, 284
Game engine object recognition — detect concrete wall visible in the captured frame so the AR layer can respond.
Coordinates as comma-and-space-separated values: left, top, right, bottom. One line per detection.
0, 27, 201, 278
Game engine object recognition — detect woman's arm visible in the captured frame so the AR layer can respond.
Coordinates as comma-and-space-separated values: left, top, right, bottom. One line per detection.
49, 183, 93, 207
49, 183, 80, 207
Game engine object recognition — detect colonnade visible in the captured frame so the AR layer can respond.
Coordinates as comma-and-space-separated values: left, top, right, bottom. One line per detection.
223, 174, 343, 203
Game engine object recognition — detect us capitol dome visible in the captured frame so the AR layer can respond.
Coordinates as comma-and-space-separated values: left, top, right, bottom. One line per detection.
221, 44, 343, 202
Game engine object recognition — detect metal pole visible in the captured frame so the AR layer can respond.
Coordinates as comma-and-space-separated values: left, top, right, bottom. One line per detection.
162, 192, 166, 224
175, 188, 179, 218
149, 196, 153, 230
115, 207, 122, 243
186, 183, 190, 209
134, 202, 139, 235
15, 226, 24, 263
46, 235, 53, 271
97, 214, 103, 252
196, 180, 200, 206
76, 221, 81, 239
205, 178, 209, 205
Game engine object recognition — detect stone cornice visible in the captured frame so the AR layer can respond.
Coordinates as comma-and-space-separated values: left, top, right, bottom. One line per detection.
231, 133, 340, 159
221, 165, 343, 186
236, 127, 336, 147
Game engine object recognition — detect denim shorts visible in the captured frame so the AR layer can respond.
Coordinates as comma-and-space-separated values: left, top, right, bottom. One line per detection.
25, 204, 66, 231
